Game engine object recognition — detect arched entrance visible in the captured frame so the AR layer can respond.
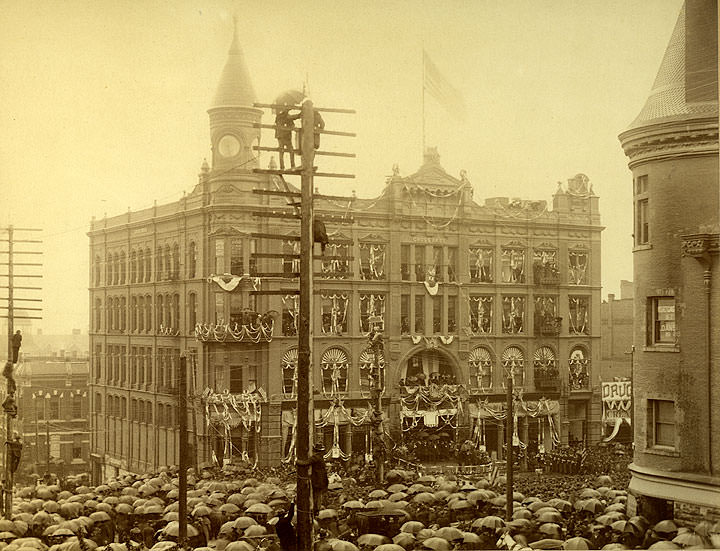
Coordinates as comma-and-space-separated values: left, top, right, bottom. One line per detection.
399, 348, 463, 464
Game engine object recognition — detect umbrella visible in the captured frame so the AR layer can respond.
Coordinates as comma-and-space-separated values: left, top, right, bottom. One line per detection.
393, 533, 415, 550
579, 488, 601, 499
0, 520, 15, 532
342, 501, 365, 510
412, 493, 435, 504
508, 519, 532, 531
365, 501, 384, 510
225, 542, 255, 551
529, 539, 565, 550
0, 531, 16, 540
358, 534, 390, 547
219, 503, 240, 515
274, 90, 305, 108
581, 499, 605, 514
332, 541, 360, 551
374, 545, 405, 551
475, 516, 505, 530
162, 512, 179, 522
539, 524, 563, 539
463, 532, 480, 544
671, 532, 705, 547
563, 537, 591, 550
601, 545, 628, 550
648, 542, 680, 550
163, 521, 199, 537
192, 505, 213, 517
416, 529, 435, 542
400, 521, 424, 534
244, 525, 267, 537
595, 475, 613, 487
317, 509, 338, 520
246, 503, 272, 514
654, 520, 678, 536
234, 517, 258, 530
611, 520, 628, 532
537, 511, 563, 524
89, 512, 110, 523
490, 496, 507, 507
595, 515, 614, 526
369, 490, 388, 499
434, 527, 464, 541
389, 492, 408, 502
448, 500, 471, 510
605, 503, 626, 513
467, 490, 493, 505
387, 484, 408, 493
420, 537, 451, 551
513, 509, 533, 520
530, 501, 553, 512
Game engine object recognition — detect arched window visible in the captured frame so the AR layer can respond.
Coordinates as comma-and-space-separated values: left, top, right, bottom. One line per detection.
145, 248, 152, 282
533, 346, 558, 389
172, 243, 180, 279
113, 297, 121, 331
146, 294, 153, 333
146, 402, 153, 424
469, 346, 493, 390
321, 348, 349, 395
359, 347, 384, 395
120, 297, 126, 331
106, 253, 113, 286
156, 247, 163, 281
95, 255, 102, 287
137, 250, 144, 283
569, 346, 590, 390
501, 346, 524, 388
113, 253, 120, 285
165, 293, 172, 327
164, 244, 172, 280
94, 298, 102, 332
156, 295, 164, 332
130, 296, 137, 332
129, 250, 137, 284
281, 348, 298, 397
138, 297, 144, 332
188, 292, 197, 332
188, 241, 197, 279
172, 293, 180, 329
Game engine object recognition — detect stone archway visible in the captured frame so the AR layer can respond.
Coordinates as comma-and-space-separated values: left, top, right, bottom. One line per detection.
400, 346, 460, 386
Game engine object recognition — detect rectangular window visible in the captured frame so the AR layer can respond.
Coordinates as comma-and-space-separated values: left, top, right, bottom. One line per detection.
73, 446, 82, 459
569, 296, 590, 335
469, 295, 493, 334
415, 295, 425, 333
469, 247, 493, 283
249, 238, 258, 276
230, 365, 243, 393
533, 249, 559, 284
648, 399, 675, 448
94, 344, 102, 381
433, 295, 442, 334
321, 243, 350, 279
502, 296, 525, 333
401, 294, 410, 335
501, 247, 525, 283
648, 297, 676, 344
215, 240, 225, 274
214, 292, 225, 325
636, 199, 649, 245
415, 245, 425, 282
359, 294, 385, 334
432, 246, 444, 283
359, 243, 386, 280
447, 295, 457, 334
321, 293, 348, 335
73, 395, 82, 418
230, 239, 243, 275
230, 294, 243, 326
50, 398, 60, 419
635, 174, 648, 195
447, 247, 457, 282
569, 250, 589, 285
282, 295, 298, 336
534, 296, 560, 336
401, 245, 410, 281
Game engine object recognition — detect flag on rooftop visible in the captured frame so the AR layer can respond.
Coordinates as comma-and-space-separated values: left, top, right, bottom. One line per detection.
423, 50, 467, 121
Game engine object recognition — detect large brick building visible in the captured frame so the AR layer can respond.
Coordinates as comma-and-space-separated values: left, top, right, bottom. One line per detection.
88, 26, 604, 480
618, 0, 719, 525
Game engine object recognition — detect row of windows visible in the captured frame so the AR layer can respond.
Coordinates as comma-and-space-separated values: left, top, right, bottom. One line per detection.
94, 242, 197, 286
93, 345, 195, 390
30, 394, 85, 420
279, 344, 591, 397
96, 394, 177, 428
93, 293, 190, 333
94, 238, 591, 287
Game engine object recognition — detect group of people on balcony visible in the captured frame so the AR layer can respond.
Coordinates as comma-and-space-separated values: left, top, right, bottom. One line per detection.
398, 371, 458, 388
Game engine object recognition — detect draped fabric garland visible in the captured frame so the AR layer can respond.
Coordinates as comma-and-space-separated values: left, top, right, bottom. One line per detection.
282, 295, 299, 336
320, 294, 348, 336
359, 243, 386, 280
400, 384, 464, 431
194, 317, 274, 343
203, 387, 264, 464
471, 397, 561, 448
207, 274, 261, 292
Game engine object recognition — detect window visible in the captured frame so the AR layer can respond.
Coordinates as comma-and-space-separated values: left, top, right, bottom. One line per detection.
321, 348, 349, 395
215, 240, 225, 274
145, 247, 152, 282
73, 446, 82, 460
119, 251, 126, 284
400, 294, 410, 335
188, 292, 197, 332
414, 295, 425, 333
359, 294, 385, 334
215, 292, 225, 325
415, 245, 425, 282
283, 240, 300, 276
321, 242, 350, 278
95, 393, 102, 415
447, 247, 457, 282
400, 245, 410, 281
533, 346, 558, 389
569, 347, 590, 390
130, 250, 137, 284
282, 295, 298, 336
230, 294, 243, 327
432, 295, 442, 334
231, 239, 244, 275
130, 296, 137, 332
188, 241, 197, 279
94, 344, 102, 380
447, 295, 457, 334
648, 297, 675, 345
534, 296, 560, 336
73, 395, 82, 418
648, 399, 675, 448
502, 296, 525, 334
468, 346, 493, 390
569, 250, 588, 285
94, 255, 102, 286
359, 243, 386, 280
469, 247, 493, 283
94, 299, 102, 331
501, 346, 524, 388
634, 175, 649, 246
359, 348, 385, 394
50, 398, 60, 419
230, 365, 243, 393
469, 296, 493, 334
431, 246, 444, 283
569, 296, 590, 335
138, 297, 145, 333
282, 348, 298, 397
320, 293, 348, 335
533, 249, 559, 284
501, 247, 525, 283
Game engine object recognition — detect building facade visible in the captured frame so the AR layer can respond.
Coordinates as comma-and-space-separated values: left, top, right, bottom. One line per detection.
618, 0, 719, 525
15, 356, 90, 480
88, 27, 604, 480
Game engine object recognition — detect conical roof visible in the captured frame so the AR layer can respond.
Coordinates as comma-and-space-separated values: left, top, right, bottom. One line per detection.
211, 21, 256, 108
628, 0, 718, 129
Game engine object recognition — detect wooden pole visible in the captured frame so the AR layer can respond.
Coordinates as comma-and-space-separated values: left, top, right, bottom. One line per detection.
3, 225, 13, 517
178, 354, 188, 548
296, 99, 316, 551
505, 371, 513, 522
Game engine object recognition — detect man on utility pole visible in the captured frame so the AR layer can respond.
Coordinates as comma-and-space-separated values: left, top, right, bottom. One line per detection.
368, 316, 385, 483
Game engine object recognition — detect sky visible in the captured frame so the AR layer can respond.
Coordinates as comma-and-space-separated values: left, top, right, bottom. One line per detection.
0, 0, 684, 334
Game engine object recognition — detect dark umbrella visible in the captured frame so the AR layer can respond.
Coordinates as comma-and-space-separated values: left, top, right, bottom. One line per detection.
274, 89, 305, 108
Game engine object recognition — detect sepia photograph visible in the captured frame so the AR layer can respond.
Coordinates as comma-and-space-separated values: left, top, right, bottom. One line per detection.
0, 1, 717, 549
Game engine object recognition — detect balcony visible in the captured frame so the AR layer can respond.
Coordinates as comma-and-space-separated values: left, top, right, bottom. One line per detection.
194, 312, 275, 343
569, 367, 590, 391
533, 264, 560, 286
536, 316, 562, 337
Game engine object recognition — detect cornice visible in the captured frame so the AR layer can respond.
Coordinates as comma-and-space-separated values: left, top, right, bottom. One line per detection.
681, 233, 720, 258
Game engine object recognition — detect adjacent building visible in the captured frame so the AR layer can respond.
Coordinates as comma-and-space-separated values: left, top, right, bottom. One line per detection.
618, 0, 719, 525
88, 25, 605, 480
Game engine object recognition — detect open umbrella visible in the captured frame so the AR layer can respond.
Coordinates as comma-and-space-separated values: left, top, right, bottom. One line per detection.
579, 488, 601, 499
600, 544, 628, 550
389, 492, 408, 502
529, 501, 553, 512
412, 493, 435, 504
317, 509, 338, 520
476, 516, 505, 530
647, 542, 680, 550
374, 545, 405, 551
605, 503, 626, 513
421, 537, 451, 551
539, 524, 563, 539
563, 537, 591, 550
163, 521, 199, 537
513, 508, 533, 520
434, 527, 463, 542
274, 90, 305, 108
581, 499, 605, 514
400, 521, 424, 534
537, 511, 563, 524
234, 516, 258, 530
393, 533, 416, 550
529, 539, 565, 550
225, 542, 255, 551
342, 501, 365, 510
358, 534, 390, 547
369, 490, 388, 499
448, 500, 471, 510
387, 484, 408, 493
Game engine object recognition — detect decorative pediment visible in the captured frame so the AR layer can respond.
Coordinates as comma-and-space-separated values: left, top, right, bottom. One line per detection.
502, 240, 526, 249
569, 243, 589, 251
359, 233, 389, 243
534, 242, 558, 251
216, 183, 240, 194
469, 239, 494, 248
208, 226, 246, 237
328, 231, 352, 242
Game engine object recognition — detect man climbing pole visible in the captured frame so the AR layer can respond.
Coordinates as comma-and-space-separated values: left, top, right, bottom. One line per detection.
275, 109, 300, 170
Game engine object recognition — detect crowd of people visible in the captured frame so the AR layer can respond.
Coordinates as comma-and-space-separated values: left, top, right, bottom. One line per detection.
0, 449, 715, 551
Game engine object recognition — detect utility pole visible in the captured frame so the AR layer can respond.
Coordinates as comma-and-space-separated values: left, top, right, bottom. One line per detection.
251, 96, 356, 551
505, 369, 513, 522
178, 354, 188, 548
0, 225, 42, 517
368, 317, 385, 483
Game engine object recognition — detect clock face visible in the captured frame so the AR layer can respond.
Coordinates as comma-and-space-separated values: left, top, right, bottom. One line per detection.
218, 134, 241, 157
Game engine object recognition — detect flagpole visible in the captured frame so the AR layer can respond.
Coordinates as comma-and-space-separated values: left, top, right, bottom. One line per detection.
421, 49, 426, 156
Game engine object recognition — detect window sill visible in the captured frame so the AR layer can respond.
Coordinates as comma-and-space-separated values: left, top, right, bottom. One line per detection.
643, 344, 680, 353
633, 244, 653, 252
644, 446, 679, 457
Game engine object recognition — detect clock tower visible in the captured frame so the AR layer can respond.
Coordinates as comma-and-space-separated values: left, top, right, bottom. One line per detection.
208, 20, 262, 171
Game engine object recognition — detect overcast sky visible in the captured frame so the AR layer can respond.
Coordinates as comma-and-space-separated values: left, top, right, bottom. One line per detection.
0, 0, 683, 334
